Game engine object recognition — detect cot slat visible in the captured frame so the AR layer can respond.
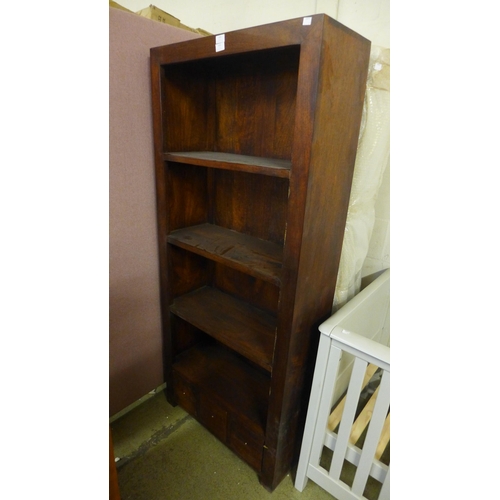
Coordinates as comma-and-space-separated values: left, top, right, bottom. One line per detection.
375, 412, 390, 460
351, 370, 390, 496
328, 357, 367, 480
327, 363, 378, 431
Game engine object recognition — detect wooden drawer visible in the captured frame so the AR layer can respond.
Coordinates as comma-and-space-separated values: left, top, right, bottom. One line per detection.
172, 372, 197, 417
228, 419, 264, 472
198, 394, 228, 442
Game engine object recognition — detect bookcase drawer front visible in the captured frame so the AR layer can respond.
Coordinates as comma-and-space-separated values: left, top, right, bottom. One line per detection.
172, 373, 197, 417
198, 394, 228, 442
228, 420, 264, 472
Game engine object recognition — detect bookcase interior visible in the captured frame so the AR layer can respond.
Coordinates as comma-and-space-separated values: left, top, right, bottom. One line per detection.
161, 45, 300, 158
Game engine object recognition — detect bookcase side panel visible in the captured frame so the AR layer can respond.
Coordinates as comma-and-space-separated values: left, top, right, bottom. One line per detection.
261, 18, 371, 490
290, 20, 371, 331
151, 55, 174, 387
166, 162, 210, 232
286, 20, 371, 479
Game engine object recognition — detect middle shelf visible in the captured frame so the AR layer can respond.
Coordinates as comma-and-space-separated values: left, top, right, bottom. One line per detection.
167, 223, 283, 285
170, 286, 276, 372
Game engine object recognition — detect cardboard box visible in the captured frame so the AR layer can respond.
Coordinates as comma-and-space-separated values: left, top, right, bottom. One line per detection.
109, 1, 133, 13
135, 5, 181, 27
179, 22, 198, 34
135, 4, 211, 36
196, 28, 212, 36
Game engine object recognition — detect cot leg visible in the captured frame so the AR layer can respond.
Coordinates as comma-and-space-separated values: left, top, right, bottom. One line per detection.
295, 333, 334, 492
379, 466, 390, 500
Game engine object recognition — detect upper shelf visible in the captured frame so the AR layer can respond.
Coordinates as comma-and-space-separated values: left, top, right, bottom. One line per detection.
164, 151, 292, 178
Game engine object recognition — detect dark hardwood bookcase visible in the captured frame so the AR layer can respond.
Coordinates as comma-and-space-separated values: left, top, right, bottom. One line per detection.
150, 14, 370, 491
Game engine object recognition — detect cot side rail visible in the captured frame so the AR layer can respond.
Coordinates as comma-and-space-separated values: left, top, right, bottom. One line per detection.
328, 326, 390, 373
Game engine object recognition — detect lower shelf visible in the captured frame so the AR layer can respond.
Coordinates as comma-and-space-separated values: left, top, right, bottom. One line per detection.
170, 286, 276, 372
171, 342, 270, 471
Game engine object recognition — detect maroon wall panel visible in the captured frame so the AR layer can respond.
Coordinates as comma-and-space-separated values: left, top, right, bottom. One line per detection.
109, 7, 200, 416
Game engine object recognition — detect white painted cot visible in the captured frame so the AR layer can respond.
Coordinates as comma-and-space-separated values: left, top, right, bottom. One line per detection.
295, 269, 390, 499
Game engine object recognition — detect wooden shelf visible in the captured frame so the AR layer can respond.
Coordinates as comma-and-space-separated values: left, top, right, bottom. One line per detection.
170, 286, 276, 372
173, 342, 270, 432
164, 151, 291, 178
168, 224, 283, 285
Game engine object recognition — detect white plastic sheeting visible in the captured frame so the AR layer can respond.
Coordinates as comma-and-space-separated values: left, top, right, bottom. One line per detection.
333, 46, 390, 311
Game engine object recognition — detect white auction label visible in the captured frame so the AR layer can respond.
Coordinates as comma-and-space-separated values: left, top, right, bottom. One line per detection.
303, 17, 312, 25
215, 33, 225, 52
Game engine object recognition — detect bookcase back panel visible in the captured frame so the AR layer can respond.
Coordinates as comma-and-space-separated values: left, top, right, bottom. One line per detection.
213, 264, 280, 316
167, 162, 287, 246
214, 170, 288, 245
213, 47, 299, 159
168, 249, 279, 323
161, 46, 300, 159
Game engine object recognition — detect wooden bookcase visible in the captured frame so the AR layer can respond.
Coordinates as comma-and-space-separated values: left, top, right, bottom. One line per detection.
150, 14, 370, 491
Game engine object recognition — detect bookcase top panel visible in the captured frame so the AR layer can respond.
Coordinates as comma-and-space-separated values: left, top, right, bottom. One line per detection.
150, 14, 369, 65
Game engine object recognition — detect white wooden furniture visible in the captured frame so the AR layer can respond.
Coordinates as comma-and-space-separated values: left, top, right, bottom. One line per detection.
295, 269, 390, 499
